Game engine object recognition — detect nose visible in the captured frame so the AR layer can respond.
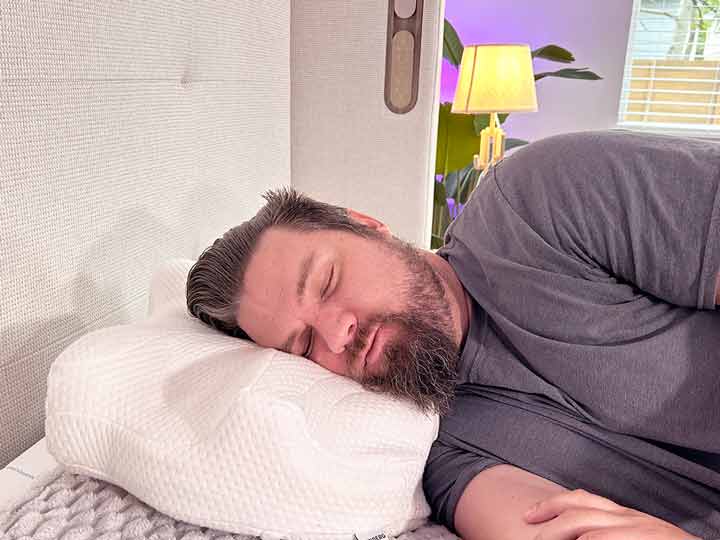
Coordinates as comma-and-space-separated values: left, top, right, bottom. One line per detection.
315, 306, 357, 354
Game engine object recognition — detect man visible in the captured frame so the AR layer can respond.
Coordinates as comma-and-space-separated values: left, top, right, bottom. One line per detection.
186, 131, 720, 540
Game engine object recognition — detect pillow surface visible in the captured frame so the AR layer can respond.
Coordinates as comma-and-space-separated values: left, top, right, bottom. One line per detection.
45, 259, 439, 540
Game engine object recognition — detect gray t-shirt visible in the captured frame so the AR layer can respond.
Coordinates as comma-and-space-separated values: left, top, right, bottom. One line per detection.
424, 131, 720, 538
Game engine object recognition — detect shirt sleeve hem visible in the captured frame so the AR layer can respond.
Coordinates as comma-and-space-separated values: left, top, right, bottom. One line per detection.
443, 459, 506, 534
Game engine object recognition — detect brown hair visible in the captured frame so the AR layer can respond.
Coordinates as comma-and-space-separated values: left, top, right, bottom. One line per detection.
186, 187, 378, 339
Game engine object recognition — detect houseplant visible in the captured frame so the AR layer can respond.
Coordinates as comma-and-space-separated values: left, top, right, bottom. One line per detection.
431, 20, 602, 248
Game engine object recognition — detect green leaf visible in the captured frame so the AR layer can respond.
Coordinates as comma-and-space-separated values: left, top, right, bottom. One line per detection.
531, 45, 575, 64
506, 138, 529, 150
535, 68, 602, 81
455, 163, 481, 204
473, 113, 510, 136
444, 169, 459, 200
431, 181, 451, 249
444, 163, 479, 201
442, 19, 464, 67
435, 102, 482, 176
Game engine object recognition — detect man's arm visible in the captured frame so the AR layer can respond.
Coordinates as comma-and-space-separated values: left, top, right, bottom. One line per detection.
523, 489, 702, 540
455, 466, 703, 540
454, 464, 568, 540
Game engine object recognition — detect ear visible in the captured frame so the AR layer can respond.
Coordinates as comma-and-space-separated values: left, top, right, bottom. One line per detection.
347, 209, 392, 236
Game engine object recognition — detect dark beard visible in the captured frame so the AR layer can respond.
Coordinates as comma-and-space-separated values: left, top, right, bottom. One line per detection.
359, 314, 459, 415
347, 235, 460, 415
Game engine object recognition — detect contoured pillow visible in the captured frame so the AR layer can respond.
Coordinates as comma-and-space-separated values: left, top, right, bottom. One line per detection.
45, 259, 440, 539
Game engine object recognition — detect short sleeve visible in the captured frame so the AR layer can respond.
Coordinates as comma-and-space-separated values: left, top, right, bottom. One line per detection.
423, 438, 506, 534
490, 131, 720, 310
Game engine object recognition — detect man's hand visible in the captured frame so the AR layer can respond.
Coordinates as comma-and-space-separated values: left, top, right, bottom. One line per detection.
523, 489, 701, 540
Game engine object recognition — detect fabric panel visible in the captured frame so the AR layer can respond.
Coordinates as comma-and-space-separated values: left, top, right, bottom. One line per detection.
0, 0, 291, 467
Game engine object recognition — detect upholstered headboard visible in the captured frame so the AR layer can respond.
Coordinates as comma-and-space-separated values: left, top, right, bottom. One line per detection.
0, 0, 443, 466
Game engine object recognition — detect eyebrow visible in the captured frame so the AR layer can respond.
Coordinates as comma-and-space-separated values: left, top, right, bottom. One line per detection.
297, 251, 315, 299
281, 251, 316, 353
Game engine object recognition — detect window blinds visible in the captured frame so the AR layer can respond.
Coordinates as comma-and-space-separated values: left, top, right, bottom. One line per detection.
619, 0, 720, 130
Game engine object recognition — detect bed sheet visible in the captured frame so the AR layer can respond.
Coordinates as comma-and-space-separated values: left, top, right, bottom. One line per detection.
0, 438, 58, 512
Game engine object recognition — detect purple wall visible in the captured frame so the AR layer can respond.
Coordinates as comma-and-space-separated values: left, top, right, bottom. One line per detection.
440, 0, 634, 141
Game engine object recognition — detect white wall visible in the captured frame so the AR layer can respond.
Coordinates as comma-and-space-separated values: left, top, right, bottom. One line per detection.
444, 0, 634, 143
291, 0, 445, 247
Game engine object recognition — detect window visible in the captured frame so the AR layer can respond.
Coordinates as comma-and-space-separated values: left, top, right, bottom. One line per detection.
619, 0, 720, 132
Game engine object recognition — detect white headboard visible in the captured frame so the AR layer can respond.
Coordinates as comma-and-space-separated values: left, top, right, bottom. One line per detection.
0, 0, 443, 466
0, 1, 291, 467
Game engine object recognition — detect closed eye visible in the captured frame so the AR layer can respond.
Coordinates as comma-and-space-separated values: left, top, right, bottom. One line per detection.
303, 329, 314, 358
303, 266, 334, 359
321, 266, 334, 299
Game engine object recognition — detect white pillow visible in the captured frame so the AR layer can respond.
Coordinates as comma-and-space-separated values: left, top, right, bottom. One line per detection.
45, 259, 439, 540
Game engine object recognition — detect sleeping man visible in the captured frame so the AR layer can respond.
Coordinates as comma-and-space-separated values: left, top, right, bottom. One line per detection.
186, 130, 720, 540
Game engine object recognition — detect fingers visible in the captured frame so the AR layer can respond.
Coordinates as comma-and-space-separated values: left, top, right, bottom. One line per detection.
531, 509, 631, 540
525, 489, 624, 524
523, 489, 697, 540
578, 527, 700, 540
576, 526, 646, 540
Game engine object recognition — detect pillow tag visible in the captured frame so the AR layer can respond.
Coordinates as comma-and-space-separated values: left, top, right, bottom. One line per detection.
354, 530, 390, 540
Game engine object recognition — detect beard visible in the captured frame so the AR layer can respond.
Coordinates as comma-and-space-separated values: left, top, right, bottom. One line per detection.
345, 234, 460, 416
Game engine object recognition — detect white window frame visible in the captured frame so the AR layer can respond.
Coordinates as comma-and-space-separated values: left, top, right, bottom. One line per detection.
618, 0, 720, 139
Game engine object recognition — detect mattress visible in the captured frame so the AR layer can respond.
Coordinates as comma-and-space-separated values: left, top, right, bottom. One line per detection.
0, 439, 458, 540
0, 438, 58, 511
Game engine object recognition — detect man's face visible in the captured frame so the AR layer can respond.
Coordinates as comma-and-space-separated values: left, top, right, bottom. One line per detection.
235, 225, 460, 414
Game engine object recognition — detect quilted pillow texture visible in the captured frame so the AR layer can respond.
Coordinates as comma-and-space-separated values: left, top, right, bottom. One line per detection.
45, 259, 440, 540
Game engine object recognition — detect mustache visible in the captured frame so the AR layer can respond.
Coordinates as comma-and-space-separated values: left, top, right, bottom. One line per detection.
361, 323, 459, 415
344, 315, 391, 365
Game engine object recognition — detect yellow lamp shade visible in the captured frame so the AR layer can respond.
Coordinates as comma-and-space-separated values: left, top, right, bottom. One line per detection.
452, 44, 538, 114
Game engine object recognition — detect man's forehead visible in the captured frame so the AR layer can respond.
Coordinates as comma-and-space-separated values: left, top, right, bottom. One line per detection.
246, 228, 311, 276
238, 230, 302, 310
233, 228, 313, 346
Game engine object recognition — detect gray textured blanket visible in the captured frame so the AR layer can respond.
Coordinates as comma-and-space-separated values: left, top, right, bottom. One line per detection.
0, 470, 458, 540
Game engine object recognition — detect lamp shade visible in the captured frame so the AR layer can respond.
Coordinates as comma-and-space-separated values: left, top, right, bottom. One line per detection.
452, 44, 538, 114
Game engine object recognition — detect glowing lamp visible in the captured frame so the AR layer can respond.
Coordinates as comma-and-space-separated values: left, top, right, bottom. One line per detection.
452, 44, 538, 169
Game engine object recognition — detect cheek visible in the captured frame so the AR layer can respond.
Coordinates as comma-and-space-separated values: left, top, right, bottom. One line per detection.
344, 259, 405, 305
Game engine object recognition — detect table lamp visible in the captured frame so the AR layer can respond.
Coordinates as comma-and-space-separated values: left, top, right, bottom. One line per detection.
452, 44, 538, 170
